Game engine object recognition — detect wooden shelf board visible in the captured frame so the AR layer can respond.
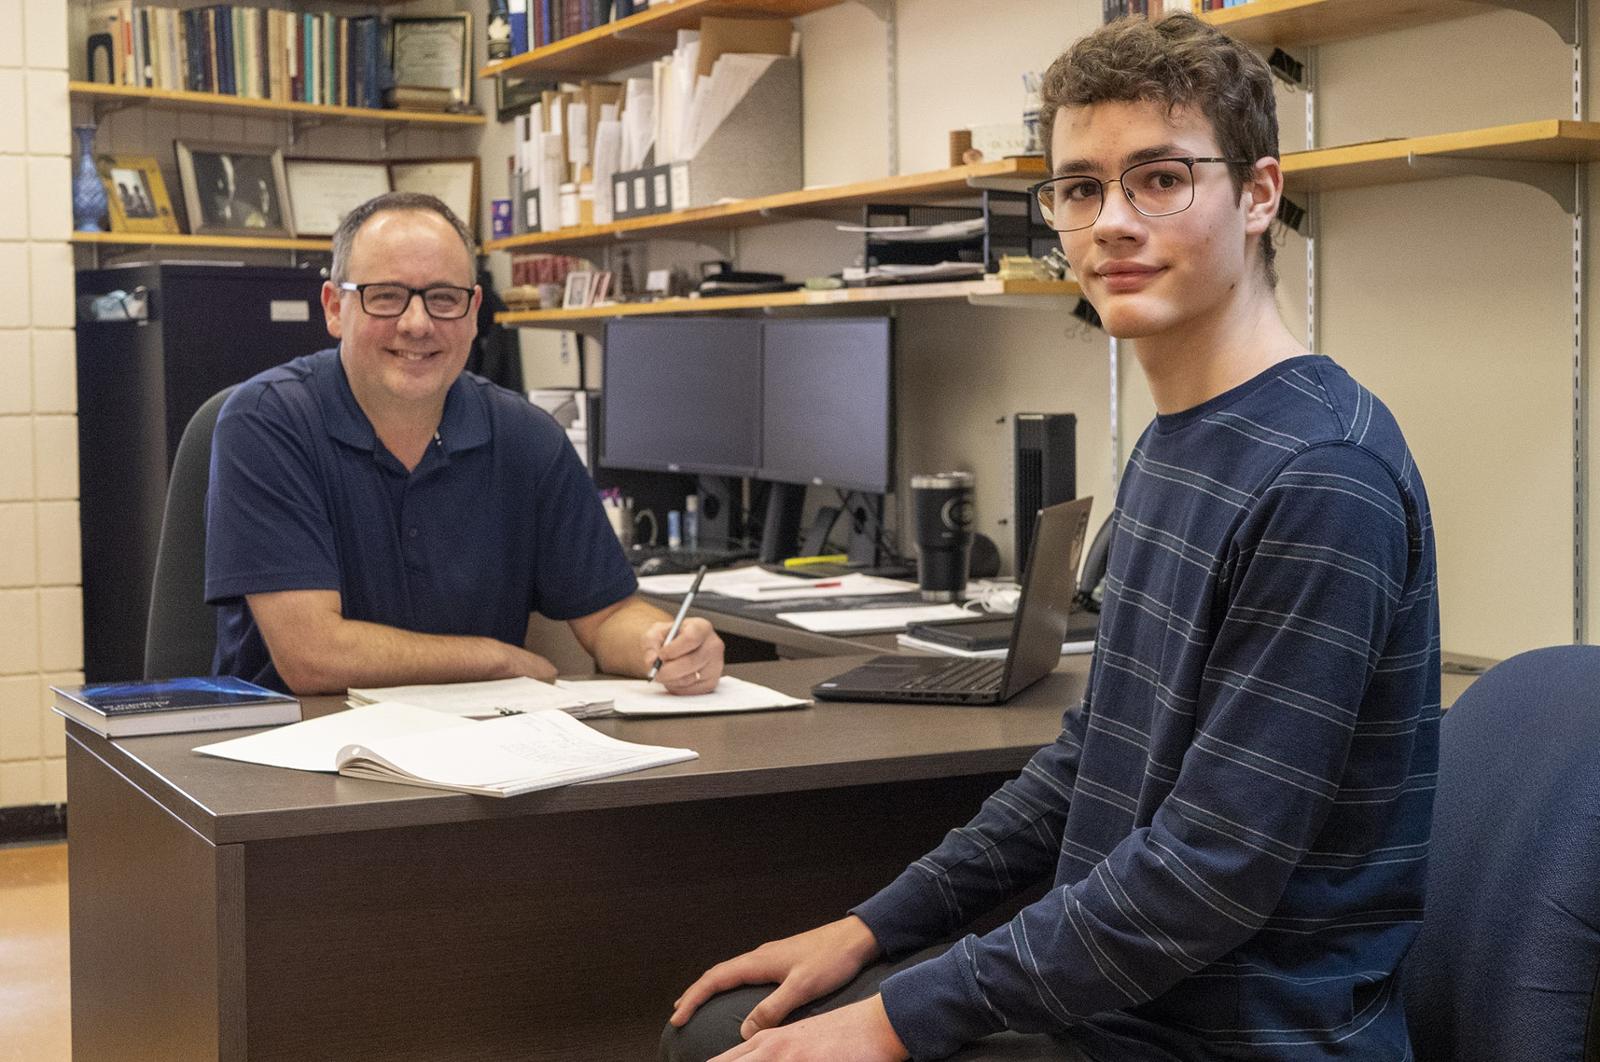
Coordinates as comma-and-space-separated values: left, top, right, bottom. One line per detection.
484, 156, 1049, 253
71, 231, 332, 252
1283, 120, 1600, 193
69, 82, 485, 126
1200, 0, 1499, 48
495, 278, 1080, 327
480, 0, 843, 80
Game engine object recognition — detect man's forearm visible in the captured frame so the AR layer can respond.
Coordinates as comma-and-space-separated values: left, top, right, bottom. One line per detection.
584, 597, 673, 677
274, 615, 534, 694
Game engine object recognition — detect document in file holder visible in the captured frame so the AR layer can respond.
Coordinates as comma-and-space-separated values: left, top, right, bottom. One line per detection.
194, 702, 697, 797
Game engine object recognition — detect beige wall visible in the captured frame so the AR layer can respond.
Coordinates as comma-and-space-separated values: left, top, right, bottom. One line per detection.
0, 0, 79, 808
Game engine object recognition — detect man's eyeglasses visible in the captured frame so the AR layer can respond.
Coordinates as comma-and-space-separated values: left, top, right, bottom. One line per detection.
1029, 157, 1250, 232
337, 281, 475, 320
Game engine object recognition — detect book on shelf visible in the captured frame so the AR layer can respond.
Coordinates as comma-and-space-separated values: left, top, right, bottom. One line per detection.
347, 676, 615, 720
194, 701, 698, 798
50, 676, 301, 738
84, 3, 391, 110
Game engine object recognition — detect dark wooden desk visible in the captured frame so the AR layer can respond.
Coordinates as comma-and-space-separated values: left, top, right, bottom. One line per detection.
67, 656, 1085, 1062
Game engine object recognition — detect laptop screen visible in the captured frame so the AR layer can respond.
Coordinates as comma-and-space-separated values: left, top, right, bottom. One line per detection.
1002, 497, 1095, 698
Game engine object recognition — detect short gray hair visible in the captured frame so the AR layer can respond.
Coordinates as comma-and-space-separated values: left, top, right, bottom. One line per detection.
328, 192, 477, 284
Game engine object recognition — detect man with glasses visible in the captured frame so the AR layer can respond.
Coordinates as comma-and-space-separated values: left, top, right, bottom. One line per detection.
206, 192, 725, 696
666, 13, 1437, 1062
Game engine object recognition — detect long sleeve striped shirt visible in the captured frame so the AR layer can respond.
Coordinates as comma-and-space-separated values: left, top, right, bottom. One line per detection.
854, 355, 1441, 1060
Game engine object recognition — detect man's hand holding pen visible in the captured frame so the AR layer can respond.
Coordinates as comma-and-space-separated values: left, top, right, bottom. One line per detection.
641, 617, 725, 695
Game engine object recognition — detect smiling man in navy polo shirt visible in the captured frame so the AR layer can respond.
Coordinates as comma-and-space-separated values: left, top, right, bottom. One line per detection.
205, 191, 725, 696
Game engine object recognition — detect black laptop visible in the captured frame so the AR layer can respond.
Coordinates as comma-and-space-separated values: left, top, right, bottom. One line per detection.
812, 497, 1094, 705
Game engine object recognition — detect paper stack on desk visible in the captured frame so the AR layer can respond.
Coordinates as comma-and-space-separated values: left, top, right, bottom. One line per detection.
347, 677, 614, 720
556, 676, 807, 716
778, 604, 972, 634
194, 702, 696, 798
637, 566, 914, 601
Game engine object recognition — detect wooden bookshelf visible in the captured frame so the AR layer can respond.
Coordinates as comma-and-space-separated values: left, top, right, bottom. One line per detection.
480, 0, 845, 80
495, 278, 1081, 329
1200, 0, 1502, 48
69, 82, 487, 127
71, 231, 332, 252
1281, 120, 1600, 193
485, 156, 1049, 253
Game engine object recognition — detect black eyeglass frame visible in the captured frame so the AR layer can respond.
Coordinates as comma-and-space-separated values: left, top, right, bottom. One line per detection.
336, 281, 478, 320
1028, 156, 1253, 232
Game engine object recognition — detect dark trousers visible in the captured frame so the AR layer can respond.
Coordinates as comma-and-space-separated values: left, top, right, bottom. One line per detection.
660, 944, 1094, 1062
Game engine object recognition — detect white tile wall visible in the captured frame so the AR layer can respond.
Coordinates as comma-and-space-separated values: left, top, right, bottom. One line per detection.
0, 503, 37, 587
4, 10, 72, 812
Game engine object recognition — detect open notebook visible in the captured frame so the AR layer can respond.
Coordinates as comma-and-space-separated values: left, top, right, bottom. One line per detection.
193, 702, 696, 798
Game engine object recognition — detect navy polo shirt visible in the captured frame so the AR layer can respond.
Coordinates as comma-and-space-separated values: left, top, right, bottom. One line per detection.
204, 347, 637, 691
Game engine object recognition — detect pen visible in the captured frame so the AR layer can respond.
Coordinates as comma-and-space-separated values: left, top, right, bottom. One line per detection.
756, 580, 843, 592
647, 564, 707, 681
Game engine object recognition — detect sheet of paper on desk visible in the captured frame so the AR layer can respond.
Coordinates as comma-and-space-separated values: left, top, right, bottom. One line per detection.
193, 702, 470, 772
895, 633, 1097, 659
778, 603, 972, 633
636, 567, 912, 600
346, 676, 611, 719
556, 675, 807, 716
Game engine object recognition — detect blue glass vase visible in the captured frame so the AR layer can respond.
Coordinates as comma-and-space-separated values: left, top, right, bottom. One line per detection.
72, 124, 109, 233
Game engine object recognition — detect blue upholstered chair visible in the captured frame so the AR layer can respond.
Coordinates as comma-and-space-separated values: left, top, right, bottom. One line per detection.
1402, 645, 1600, 1061
143, 386, 234, 680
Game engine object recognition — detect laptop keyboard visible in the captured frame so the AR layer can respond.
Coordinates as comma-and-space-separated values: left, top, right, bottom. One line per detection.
898, 658, 1006, 693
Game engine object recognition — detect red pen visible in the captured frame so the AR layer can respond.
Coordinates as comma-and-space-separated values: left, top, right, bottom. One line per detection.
756, 579, 845, 592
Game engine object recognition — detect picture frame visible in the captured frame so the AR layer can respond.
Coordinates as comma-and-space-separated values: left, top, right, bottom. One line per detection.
389, 14, 472, 106
283, 158, 392, 238
389, 157, 481, 239
174, 141, 293, 238
589, 271, 612, 306
496, 74, 548, 124
563, 270, 594, 310
519, 187, 542, 234
97, 154, 179, 235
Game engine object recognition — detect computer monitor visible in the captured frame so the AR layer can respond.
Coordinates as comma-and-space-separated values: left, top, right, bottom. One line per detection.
757, 317, 893, 494
599, 318, 763, 479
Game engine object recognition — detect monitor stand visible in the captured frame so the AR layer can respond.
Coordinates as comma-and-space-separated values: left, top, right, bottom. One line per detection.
758, 481, 807, 563
694, 475, 743, 549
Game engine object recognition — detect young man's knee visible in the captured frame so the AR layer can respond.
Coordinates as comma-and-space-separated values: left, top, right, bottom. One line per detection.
658, 986, 767, 1062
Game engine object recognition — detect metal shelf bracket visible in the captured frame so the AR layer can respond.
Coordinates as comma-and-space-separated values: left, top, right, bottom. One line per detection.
1405, 152, 1577, 213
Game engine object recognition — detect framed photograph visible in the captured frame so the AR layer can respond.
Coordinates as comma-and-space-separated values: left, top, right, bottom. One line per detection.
97, 154, 179, 234
175, 141, 293, 238
496, 74, 547, 124
389, 14, 472, 106
589, 271, 612, 306
283, 158, 392, 238
519, 187, 541, 234
389, 157, 480, 238
563, 270, 594, 310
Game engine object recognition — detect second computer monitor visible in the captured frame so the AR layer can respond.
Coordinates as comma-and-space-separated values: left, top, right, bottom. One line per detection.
758, 317, 893, 494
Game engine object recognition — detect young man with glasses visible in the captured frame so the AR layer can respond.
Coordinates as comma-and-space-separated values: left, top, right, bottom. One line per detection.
206, 192, 725, 696
665, 14, 1437, 1061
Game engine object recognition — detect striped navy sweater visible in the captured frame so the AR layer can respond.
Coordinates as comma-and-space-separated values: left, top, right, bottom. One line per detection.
854, 356, 1440, 1060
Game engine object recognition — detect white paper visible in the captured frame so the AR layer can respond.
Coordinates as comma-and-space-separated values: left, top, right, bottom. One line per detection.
346, 676, 599, 718
566, 102, 589, 166
336, 710, 696, 795
538, 131, 564, 232
713, 572, 916, 602
193, 702, 469, 772
682, 52, 779, 160
556, 675, 807, 716
592, 119, 622, 225
622, 77, 655, 171
777, 604, 972, 634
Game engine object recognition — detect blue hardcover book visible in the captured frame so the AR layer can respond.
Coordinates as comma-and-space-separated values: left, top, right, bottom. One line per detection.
509, 0, 528, 55
540, 0, 553, 50
216, 5, 233, 96
51, 676, 301, 738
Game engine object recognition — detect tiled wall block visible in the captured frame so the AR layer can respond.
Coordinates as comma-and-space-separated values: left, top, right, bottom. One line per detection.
0, 759, 44, 806
0, 673, 42, 761
32, 414, 77, 501
30, 328, 74, 414
0, 502, 37, 587
0, 416, 36, 501
0, 155, 27, 242
35, 500, 79, 586
27, 154, 71, 241
23, 0, 68, 72
0, 588, 41, 675
0, 0, 24, 69
37, 586, 82, 674
0, 337, 29, 414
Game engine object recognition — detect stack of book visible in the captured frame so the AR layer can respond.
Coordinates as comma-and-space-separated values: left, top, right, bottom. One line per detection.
88, 3, 391, 109
51, 676, 301, 738
503, 0, 649, 58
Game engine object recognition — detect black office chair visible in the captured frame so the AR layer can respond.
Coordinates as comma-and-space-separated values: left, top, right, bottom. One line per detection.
143, 386, 235, 680
1401, 645, 1600, 1062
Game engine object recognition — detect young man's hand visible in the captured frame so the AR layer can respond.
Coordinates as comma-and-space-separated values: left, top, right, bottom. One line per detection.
670, 915, 881, 1034
642, 616, 724, 695
708, 997, 908, 1062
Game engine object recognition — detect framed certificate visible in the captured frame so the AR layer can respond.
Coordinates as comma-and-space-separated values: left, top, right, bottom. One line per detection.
389, 15, 472, 106
389, 157, 481, 238
283, 158, 392, 237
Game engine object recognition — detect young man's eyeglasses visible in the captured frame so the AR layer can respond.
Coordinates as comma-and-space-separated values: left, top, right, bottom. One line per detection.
1029, 157, 1250, 232
337, 281, 475, 320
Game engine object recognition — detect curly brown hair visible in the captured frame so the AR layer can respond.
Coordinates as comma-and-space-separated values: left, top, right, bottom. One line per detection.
1039, 13, 1279, 286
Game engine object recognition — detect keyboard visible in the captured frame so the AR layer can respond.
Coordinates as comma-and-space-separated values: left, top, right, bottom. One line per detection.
896, 658, 1006, 694
628, 546, 758, 574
